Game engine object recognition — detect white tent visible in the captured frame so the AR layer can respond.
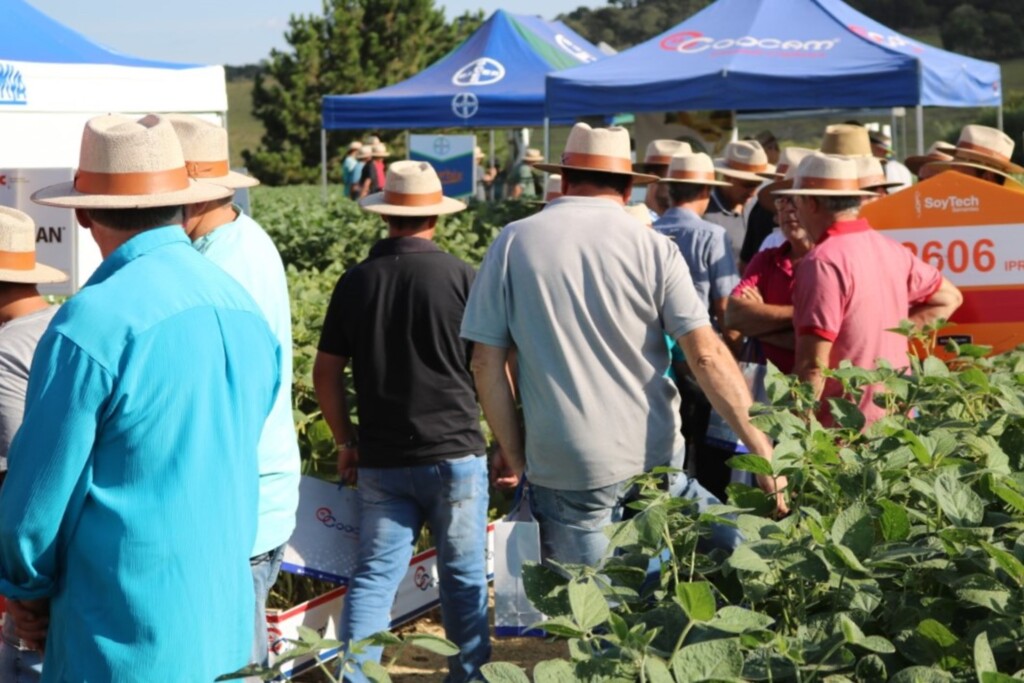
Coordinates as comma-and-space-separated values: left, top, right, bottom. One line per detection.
0, 0, 227, 293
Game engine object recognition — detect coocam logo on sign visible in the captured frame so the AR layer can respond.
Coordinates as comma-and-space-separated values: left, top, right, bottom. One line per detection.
451, 58, 505, 86
0, 63, 27, 105
555, 34, 598, 63
660, 31, 840, 54
848, 25, 924, 54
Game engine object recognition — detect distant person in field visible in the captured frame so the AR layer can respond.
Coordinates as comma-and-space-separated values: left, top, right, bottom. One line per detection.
342, 141, 363, 200
358, 142, 390, 199
509, 148, 543, 199
744, 147, 814, 257
635, 139, 692, 221
869, 129, 912, 192
463, 123, 787, 569
314, 161, 490, 682
169, 114, 300, 670
0, 207, 67, 683
474, 146, 497, 202
778, 153, 962, 426
0, 114, 279, 681
920, 125, 1024, 189
708, 140, 775, 266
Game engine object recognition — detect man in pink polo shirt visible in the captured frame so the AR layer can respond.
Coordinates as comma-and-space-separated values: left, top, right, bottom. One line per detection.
778, 154, 963, 425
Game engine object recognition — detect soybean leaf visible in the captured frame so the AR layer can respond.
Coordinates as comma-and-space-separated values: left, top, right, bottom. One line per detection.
923, 356, 951, 378
361, 660, 391, 683
707, 606, 774, 634
726, 454, 774, 475
726, 544, 771, 574
981, 674, 1019, 683
981, 542, 1024, 586
534, 616, 584, 639
675, 581, 716, 622
405, 634, 460, 657
827, 398, 865, 431
481, 662, 532, 683
831, 502, 875, 558
671, 638, 744, 682
533, 659, 577, 683
877, 499, 911, 542
975, 632, 998, 683
364, 631, 403, 647
860, 636, 896, 654
644, 657, 675, 683
568, 579, 610, 631
839, 614, 865, 644
888, 666, 954, 683
917, 619, 959, 648
954, 574, 1012, 613
934, 470, 984, 527
829, 543, 870, 573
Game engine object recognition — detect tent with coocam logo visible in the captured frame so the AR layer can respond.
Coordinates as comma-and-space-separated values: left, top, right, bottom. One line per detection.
544, 0, 1002, 151
321, 9, 604, 130
0, 0, 227, 168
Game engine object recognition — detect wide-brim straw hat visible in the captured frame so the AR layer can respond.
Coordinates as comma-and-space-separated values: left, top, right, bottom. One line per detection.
32, 114, 233, 209
348, 140, 363, 151
757, 147, 815, 211
714, 141, 775, 182
922, 159, 1024, 189
522, 148, 544, 164
371, 143, 390, 158
635, 139, 693, 172
356, 147, 372, 161
773, 153, 877, 197
820, 124, 872, 157
536, 123, 659, 184
853, 155, 904, 191
359, 160, 465, 216
937, 124, 1024, 174
905, 141, 956, 176
658, 152, 730, 187
167, 114, 258, 190
0, 207, 68, 284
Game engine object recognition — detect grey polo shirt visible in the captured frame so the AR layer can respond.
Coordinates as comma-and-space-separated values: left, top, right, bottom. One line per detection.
461, 195, 710, 491
655, 206, 740, 315
703, 187, 746, 264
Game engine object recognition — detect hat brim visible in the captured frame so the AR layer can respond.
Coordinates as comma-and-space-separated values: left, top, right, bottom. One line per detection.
195, 171, 260, 190
863, 180, 905, 191
954, 149, 1024, 174
371, 151, 391, 158
757, 179, 792, 211
0, 262, 68, 285
31, 178, 233, 209
714, 165, 773, 183
773, 187, 878, 197
534, 162, 659, 185
921, 160, 1024, 189
905, 154, 951, 176
657, 176, 731, 187
359, 193, 466, 216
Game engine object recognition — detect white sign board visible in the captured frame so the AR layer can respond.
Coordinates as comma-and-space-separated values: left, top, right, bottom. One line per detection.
408, 135, 475, 198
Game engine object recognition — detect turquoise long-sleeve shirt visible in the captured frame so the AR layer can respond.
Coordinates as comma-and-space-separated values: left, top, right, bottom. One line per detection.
0, 227, 280, 682
194, 210, 300, 557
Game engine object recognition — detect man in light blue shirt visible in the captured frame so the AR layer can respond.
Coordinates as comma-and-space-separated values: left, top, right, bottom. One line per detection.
0, 114, 280, 683
170, 114, 301, 667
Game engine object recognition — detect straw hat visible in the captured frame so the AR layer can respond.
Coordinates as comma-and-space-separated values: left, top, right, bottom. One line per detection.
366, 136, 381, 145
624, 204, 653, 227
474, 146, 485, 160
0, 207, 68, 285
714, 141, 776, 182
869, 130, 893, 155
924, 125, 1024, 181
853, 156, 903, 192
356, 146, 372, 161
773, 153, 877, 197
904, 141, 955, 176
522, 148, 544, 164
359, 160, 465, 216
657, 153, 730, 187
32, 114, 232, 209
167, 114, 259, 190
536, 123, 658, 184
635, 139, 693, 172
348, 140, 363, 151
541, 174, 563, 203
757, 147, 815, 211
370, 143, 390, 158
820, 124, 872, 157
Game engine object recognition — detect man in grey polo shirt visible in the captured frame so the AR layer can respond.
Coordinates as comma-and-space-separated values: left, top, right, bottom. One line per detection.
463, 124, 786, 567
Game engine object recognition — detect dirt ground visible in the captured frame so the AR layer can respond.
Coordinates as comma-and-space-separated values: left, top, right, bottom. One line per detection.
295, 590, 567, 681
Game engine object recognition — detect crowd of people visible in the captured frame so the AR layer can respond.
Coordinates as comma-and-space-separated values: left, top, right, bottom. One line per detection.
0, 114, 1011, 681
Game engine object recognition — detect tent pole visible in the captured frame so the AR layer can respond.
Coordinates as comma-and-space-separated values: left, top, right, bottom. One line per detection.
320, 129, 328, 203
489, 130, 496, 202
915, 106, 924, 155
543, 117, 550, 170
998, 102, 1005, 131
890, 108, 898, 158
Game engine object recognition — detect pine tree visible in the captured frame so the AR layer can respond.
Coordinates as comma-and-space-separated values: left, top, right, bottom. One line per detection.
245, 0, 481, 185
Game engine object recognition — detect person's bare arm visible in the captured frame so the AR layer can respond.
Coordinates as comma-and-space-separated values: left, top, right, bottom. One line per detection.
713, 296, 744, 357
909, 277, 963, 329
678, 325, 787, 511
726, 294, 794, 337
470, 343, 525, 481
313, 351, 359, 485
758, 331, 796, 350
794, 334, 834, 400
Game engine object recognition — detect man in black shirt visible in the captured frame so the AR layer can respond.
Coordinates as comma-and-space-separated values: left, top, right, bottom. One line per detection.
313, 160, 489, 682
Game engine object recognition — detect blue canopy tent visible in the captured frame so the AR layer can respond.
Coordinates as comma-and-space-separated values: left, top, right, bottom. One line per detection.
545, 0, 1002, 153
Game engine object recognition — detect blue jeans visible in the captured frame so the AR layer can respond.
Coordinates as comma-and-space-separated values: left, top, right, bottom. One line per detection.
251, 543, 286, 668
0, 613, 42, 683
528, 449, 741, 567
339, 455, 490, 683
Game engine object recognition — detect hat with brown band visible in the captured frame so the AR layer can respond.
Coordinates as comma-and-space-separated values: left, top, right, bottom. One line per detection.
714, 141, 776, 182
757, 147, 815, 211
657, 153, 730, 187
773, 153, 877, 197
853, 155, 903, 191
635, 139, 693, 173
167, 114, 259, 190
820, 124, 872, 157
904, 141, 955, 176
0, 207, 68, 285
32, 114, 233, 209
535, 123, 659, 184
359, 160, 466, 216
922, 125, 1024, 183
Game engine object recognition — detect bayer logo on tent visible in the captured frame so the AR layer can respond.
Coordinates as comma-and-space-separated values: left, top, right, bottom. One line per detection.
451, 58, 506, 87
451, 92, 479, 119
556, 35, 597, 63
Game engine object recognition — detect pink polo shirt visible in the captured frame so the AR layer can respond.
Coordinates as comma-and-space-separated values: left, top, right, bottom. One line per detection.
734, 243, 798, 373
793, 219, 942, 425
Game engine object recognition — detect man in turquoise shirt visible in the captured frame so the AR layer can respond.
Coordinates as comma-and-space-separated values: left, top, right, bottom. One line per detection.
170, 114, 301, 667
0, 114, 280, 682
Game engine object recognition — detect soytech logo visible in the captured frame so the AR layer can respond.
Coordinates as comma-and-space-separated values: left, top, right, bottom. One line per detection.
660, 31, 840, 55
923, 194, 981, 214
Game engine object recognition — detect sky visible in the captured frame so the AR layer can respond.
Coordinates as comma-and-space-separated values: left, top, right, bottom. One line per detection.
26, 0, 596, 66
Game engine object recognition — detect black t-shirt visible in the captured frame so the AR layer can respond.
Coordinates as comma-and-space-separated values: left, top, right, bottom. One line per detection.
740, 201, 778, 270
318, 236, 485, 467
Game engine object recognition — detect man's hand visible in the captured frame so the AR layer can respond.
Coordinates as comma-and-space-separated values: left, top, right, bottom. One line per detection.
8, 598, 49, 651
756, 473, 790, 516
338, 446, 359, 486
738, 286, 764, 303
490, 448, 520, 489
